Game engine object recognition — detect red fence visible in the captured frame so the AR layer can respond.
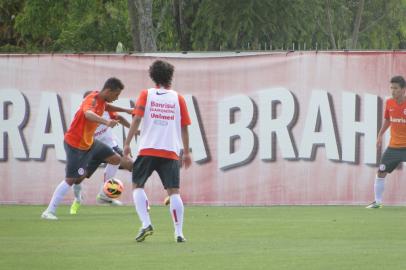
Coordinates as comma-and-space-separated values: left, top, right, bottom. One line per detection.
1, 52, 406, 205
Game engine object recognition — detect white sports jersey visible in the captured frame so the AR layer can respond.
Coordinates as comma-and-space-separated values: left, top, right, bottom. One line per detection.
138, 88, 182, 155
94, 111, 118, 148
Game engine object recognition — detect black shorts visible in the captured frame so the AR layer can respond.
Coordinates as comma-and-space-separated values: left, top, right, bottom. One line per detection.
378, 147, 406, 173
86, 145, 123, 178
64, 140, 115, 179
132, 156, 180, 189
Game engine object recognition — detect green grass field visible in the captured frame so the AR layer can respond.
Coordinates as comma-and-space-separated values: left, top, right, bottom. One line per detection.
0, 205, 405, 270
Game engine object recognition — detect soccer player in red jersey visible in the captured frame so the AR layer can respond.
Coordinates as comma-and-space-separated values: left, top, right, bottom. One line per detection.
366, 76, 406, 208
41, 77, 131, 220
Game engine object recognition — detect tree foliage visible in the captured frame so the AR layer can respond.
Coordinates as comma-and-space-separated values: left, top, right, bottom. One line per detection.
0, 0, 24, 52
11, 0, 131, 52
0, 0, 405, 53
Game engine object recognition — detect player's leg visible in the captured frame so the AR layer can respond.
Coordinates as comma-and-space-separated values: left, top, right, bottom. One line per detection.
132, 156, 155, 242
104, 145, 124, 180
111, 145, 133, 173
167, 188, 185, 242
41, 177, 76, 220
42, 142, 90, 219
366, 147, 400, 208
69, 155, 103, 214
104, 163, 120, 181
163, 194, 170, 206
70, 183, 83, 214
157, 159, 185, 242
70, 160, 101, 214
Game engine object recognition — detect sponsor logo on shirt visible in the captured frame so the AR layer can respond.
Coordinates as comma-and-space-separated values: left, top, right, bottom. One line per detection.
390, 116, 406, 124
156, 91, 168, 95
94, 127, 108, 137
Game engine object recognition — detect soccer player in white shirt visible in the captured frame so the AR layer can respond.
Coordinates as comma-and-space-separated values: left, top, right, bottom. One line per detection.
124, 60, 192, 243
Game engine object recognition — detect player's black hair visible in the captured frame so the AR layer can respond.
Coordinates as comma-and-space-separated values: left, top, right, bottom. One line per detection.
103, 77, 124, 91
390, 76, 406, 88
149, 60, 174, 87
83, 90, 92, 98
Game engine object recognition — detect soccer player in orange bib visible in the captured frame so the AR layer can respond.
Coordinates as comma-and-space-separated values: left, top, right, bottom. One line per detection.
124, 60, 192, 243
366, 75, 406, 208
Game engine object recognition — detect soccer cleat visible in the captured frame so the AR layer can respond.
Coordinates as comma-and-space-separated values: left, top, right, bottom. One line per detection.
176, 236, 186, 243
135, 225, 154, 242
366, 201, 383, 209
110, 199, 123, 206
96, 193, 123, 206
41, 211, 58, 220
163, 196, 170, 206
70, 199, 81, 215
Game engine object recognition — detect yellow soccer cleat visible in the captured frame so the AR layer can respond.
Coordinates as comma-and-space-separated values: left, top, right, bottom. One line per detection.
70, 199, 81, 215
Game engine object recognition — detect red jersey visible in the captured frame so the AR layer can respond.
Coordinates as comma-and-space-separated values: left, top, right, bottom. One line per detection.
64, 91, 106, 150
384, 98, 406, 148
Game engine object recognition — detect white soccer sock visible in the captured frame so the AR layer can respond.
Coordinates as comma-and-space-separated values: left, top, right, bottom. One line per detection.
132, 188, 151, 228
73, 184, 82, 202
169, 194, 184, 237
104, 164, 120, 182
46, 180, 71, 214
374, 177, 385, 204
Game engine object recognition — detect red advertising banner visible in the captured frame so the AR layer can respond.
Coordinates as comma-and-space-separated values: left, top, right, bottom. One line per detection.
1, 52, 406, 205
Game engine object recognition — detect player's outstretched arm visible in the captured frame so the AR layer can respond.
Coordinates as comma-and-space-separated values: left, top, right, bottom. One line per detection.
84, 110, 118, 127
123, 115, 142, 158
117, 115, 131, 128
106, 103, 133, 114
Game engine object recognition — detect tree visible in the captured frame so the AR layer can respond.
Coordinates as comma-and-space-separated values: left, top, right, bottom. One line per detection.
13, 0, 131, 52
350, 0, 365, 49
316, 0, 406, 50
171, 0, 201, 51
191, 0, 321, 51
55, 0, 131, 52
14, 0, 68, 51
3, 0, 406, 52
128, 0, 141, 51
128, 0, 156, 52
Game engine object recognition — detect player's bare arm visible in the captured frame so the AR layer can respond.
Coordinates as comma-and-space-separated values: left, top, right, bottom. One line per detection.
181, 126, 192, 169
106, 103, 133, 114
376, 119, 390, 148
123, 115, 142, 158
117, 114, 131, 128
84, 110, 118, 128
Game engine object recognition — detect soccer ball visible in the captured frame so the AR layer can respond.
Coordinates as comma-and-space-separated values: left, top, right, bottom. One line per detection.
103, 178, 124, 199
